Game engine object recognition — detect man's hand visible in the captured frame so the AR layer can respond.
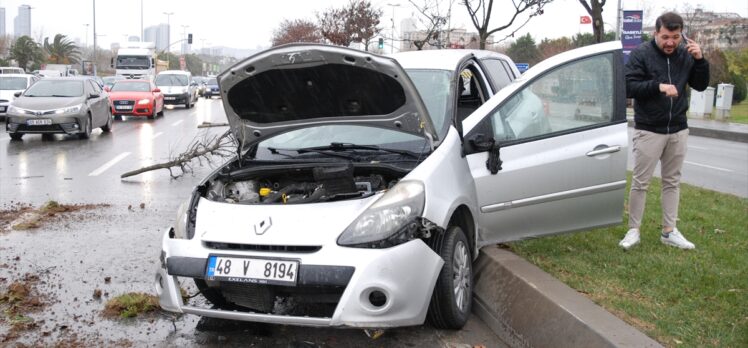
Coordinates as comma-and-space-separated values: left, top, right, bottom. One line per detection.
660, 83, 678, 97
685, 38, 703, 60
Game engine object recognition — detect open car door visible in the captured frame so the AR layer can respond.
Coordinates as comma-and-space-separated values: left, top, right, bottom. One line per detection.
461, 41, 628, 246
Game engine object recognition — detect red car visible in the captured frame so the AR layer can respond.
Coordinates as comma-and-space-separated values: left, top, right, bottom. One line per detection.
107, 80, 164, 119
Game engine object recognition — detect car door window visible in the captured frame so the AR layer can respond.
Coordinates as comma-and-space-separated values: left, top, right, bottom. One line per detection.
457, 65, 488, 123
480, 58, 513, 91
489, 54, 614, 142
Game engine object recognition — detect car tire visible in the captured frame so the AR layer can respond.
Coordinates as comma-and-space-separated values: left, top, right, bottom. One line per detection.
427, 225, 472, 330
157, 103, 164, 116
101, 109, 113, 132
185, 98, 191, 109
78, 115, 92, 139
148, 102, 157, 119
10, 133, 24, 141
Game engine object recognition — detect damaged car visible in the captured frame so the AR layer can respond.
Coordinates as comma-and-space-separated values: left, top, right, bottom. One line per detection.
155, 41, 628, 329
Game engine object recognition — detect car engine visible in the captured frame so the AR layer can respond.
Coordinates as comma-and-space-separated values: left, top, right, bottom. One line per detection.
206, 164, 401, 204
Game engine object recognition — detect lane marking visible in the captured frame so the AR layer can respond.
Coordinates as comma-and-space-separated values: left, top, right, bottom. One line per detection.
684, 161, 733, 173
688, 145, 708, 150
88, 152, 131, 176
171, 120, 183, 126
152, 132, 163, 139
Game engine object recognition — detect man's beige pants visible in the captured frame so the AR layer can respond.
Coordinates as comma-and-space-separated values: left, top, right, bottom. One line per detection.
628, 129, 689, 229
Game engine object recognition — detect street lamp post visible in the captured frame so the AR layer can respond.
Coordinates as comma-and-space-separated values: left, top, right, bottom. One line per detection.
92, 0, 97, 76
386, 3, 400, 54
163, 12, 174, 68
83, 24, 89, 49
181, 25, 190, 55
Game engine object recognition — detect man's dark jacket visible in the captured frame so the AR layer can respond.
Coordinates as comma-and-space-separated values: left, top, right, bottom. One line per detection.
625, 39, 710, 134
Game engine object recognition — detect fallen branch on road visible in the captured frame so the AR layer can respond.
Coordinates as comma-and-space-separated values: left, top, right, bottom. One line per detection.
120, 129, 236, 179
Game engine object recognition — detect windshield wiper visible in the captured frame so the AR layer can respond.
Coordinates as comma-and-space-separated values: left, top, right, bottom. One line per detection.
268, 147, 356, 161
299, 142, 423, 159
50, 94, 73, 97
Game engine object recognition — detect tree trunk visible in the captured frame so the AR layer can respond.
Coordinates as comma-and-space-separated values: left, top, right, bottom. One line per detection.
592, 0, 604, 43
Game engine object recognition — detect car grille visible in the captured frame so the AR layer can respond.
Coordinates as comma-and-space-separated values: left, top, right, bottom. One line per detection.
16, 124, 63, 132
216, 281, 346, 317
113, 100, 135, 106
204, 242, 321, 253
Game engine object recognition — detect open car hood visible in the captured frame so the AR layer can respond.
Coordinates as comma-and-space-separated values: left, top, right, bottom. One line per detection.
218, 44, 437, 154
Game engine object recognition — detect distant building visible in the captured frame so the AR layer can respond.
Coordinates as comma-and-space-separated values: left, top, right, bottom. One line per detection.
14, 4, 31, 38
0, 7, 6, 37
644, 9, 747, 51
144, 24, 169, 51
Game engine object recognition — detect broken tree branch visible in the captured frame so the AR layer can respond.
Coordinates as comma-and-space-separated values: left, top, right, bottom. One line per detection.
120, 129, 237, 179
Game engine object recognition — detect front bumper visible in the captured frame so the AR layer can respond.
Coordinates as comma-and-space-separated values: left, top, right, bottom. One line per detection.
111, 101, 153, 116
204, 88, 220, 97
155, 228, 443, 328
163, 93, 190, 105
6, 114, 86, 135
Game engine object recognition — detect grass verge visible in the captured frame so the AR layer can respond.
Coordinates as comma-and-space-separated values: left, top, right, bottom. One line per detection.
508, 176, 748, 347
103, 292, 160, 318
730, 99, 748, 124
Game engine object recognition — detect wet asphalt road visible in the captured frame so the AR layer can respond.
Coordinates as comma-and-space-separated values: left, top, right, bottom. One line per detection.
0, 98, 507, 347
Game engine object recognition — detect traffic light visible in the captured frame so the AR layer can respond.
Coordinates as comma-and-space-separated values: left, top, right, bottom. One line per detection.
188, 33, 193, 44
378, 37, 384, 49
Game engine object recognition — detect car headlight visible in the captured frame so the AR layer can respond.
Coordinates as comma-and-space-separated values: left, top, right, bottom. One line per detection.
137, 98, 150, 105
54, 105, 82, 114
172, 199, 190, 239
7, 105, 25, 115
338, 181, 425, 248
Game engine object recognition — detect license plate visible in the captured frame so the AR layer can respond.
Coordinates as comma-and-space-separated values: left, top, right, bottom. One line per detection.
115, 105, 132, 110
164, 97, 176, 100
27, 119, 52, 125
206, 255, 298, 285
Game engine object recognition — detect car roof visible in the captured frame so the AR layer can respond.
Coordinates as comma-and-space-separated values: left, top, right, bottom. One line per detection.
390, 49, 479, 71
0, 73, 35, 78
158, 70, 191, 75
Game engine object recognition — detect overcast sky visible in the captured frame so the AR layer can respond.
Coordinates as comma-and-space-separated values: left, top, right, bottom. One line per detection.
0, 0, 745, 51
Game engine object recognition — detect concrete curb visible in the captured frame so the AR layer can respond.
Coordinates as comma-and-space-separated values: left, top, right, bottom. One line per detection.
626, 119, 748, 143
473, 247, 663, 348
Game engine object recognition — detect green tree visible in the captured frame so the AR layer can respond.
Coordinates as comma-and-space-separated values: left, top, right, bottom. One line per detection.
43, 34, 81, 64
729, 72, 746, 104
507, 33, 539, 65
10, 36, 44, 71
538, 37, 573, 60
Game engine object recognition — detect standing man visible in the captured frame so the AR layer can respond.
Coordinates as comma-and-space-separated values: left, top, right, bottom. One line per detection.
619, 12, 710, 250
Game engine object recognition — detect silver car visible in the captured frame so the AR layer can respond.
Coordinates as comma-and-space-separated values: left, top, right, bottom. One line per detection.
5, 77, 112, 141
155, 42, 627, 329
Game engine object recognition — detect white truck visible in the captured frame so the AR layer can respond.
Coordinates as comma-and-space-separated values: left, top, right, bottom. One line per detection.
112, 42, 161, 80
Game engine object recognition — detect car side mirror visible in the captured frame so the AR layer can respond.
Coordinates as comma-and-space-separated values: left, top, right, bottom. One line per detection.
467, 133, 503, 174
153, 88, 161, 93
14, 91, 22, 98
88, 93, 100, 99
468, 133, 495, 152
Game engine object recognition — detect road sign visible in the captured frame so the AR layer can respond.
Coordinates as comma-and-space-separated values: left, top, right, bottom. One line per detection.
515, 63, 529, 73
179, 56, 186, 70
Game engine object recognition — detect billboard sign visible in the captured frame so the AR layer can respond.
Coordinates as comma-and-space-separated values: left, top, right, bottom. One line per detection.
622, 10, 644, 63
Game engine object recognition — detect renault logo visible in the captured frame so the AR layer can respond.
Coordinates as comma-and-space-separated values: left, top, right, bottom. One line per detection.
254, 217, 272, 235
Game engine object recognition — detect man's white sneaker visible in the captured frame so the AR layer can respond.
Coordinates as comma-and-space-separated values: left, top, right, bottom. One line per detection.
619, 228, 640, 250
660, 228, 695, 249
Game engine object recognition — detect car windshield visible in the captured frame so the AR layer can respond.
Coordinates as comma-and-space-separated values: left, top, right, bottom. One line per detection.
116, 56, 150, 69
404, 69, 452, 137
111, 81, 151, 92
0, 76, 29, 90
23, 80, 84, 97
155, 74, 188, 86
207, 78, 217, 85
256, 125, 428, 161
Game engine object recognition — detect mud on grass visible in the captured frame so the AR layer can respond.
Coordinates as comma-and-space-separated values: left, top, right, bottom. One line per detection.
0, 273, 45, 339
0, 201, 110, 232
102, 293, 160, 319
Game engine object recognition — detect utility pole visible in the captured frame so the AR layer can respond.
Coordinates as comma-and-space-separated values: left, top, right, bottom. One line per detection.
92, 0, 97, 76
616, 0, 622, 40
387, 3, 400, 54
163, 12, 174, 68
181, 25, 190, 55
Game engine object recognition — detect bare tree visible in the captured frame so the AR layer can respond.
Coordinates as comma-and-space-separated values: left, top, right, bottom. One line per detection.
121, 128, 236, 179
348, 0, 383, 51
464, 0, 553, 49
406, 0, 455, 50
272, 19, 323, 46
318, 7, 353, 46
578, 0, 606, 43
318, 0, 383, 51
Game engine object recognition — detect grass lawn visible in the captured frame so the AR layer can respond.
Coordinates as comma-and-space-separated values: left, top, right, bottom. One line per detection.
730, 99, 748, 124
508, 176, 748, 347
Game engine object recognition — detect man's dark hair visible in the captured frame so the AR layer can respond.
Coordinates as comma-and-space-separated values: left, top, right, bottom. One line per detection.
655, 12, 684, 32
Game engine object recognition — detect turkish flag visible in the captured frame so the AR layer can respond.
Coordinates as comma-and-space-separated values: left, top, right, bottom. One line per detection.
580, 16, 592, 24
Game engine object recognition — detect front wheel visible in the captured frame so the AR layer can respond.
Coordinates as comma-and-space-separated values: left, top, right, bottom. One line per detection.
101, 109, 113, 132
78, 115, 92, 139
9, 133, 23, 141
427, 226, 472, 330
